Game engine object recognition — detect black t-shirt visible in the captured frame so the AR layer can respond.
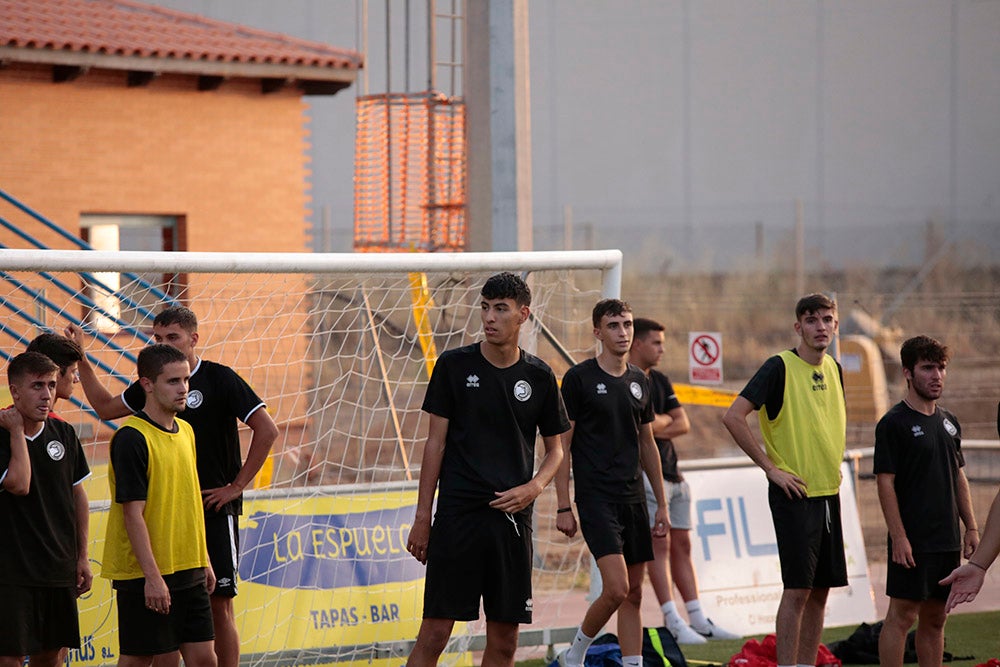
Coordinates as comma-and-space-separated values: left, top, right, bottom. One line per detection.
422, 343, 570, 522
648, 369, 684, 482
740, 349, 845, 419
0, 418, 90, 586
873, 401, 965, 553
561, 358, 654, 503
123, 358, 265, 515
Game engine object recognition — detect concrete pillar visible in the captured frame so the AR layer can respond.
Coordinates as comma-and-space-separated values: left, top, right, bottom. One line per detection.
465, 0, 533, 251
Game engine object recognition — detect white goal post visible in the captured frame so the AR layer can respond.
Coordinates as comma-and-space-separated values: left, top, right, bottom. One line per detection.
0, 248, 621, 666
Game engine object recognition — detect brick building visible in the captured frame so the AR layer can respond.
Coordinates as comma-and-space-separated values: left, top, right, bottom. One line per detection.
0, 0, 361, 451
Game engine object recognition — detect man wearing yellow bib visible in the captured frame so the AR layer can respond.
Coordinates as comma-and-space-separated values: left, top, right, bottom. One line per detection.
102, 345, 216, 667
723, 294, 847, 667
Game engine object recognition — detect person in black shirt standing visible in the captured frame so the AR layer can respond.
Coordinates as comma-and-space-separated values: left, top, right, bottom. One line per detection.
874, 335, 978, 667
0, 352, 91, 667
69, 307, 278, 667
630, 317, 738, 643
555, 300, 668, 667
405, 272, 569, 667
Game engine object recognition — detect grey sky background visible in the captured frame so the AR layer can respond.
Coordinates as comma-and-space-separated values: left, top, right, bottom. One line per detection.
151, 0, 1000, 271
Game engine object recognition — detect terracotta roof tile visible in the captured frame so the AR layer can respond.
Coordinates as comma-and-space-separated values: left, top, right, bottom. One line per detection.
0, 0, 362, 71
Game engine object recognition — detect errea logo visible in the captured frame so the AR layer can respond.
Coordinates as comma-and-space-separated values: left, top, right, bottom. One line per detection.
466, 374, 480, 388
811, 370, 828, 391
596, 383, 607, 395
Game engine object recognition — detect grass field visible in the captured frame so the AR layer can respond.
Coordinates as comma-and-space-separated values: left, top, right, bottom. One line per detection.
513, 610, 1000, 667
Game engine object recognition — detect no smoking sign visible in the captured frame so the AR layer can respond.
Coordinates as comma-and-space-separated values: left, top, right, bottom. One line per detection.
689, 331, 723, 385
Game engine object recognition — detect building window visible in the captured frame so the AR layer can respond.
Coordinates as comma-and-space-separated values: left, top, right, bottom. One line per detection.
80, 215, 183, 332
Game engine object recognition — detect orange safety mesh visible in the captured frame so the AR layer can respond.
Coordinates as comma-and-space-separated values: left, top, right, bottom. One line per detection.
353, 92, 467, 252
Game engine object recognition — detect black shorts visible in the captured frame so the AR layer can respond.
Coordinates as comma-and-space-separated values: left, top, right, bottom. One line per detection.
115, 571, 214, 656
886, 550, 960, 601
423, 508, 533, 624
769, 487, 848, 589
0, 585, 80, 656
577, 500, 653, 565
205, 513, 240, 598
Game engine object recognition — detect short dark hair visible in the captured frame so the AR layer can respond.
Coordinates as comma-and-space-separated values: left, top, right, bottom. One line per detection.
26, 333, 83, 374
8, 351, 59, 385
900, 335, 949, 373
795, 293, 837, 320
481, 272, 531, 307
154, 306, 198, 333
632, 317, 665, 341
592, 299, 632, 328
137, 344, 188, 382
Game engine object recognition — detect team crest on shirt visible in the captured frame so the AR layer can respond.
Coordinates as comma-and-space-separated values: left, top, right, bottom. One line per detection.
629, 382, 643, 399
46, 440, 66, 461
943, 418, 958, 437
187, 390, 204, 409
513, 380, 532, 402
596, 383, 607, 395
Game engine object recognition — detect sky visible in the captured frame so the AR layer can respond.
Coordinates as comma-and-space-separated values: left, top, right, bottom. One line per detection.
150, 0, 1000, 270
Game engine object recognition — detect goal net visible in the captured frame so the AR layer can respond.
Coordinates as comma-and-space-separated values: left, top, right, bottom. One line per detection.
0, 248, 621, 666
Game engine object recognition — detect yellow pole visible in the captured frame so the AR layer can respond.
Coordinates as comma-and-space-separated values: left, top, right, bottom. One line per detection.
408, 272, 438, 379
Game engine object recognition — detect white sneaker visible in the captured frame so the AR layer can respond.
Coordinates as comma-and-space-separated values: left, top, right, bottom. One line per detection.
668, 622, 708, 645
691, 618, 741, 640
556, 649, 582, 667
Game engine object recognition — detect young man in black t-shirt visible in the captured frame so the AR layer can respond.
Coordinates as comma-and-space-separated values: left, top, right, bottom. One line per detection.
630, 317, 738, 643
70, 307, 278, 667
874, 336, 978, 667
555, 300, 668, 667
0, 352, 91, 667
405, 272, 569, 667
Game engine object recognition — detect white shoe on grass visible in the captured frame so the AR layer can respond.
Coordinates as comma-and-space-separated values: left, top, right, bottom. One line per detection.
668, 621, 708, 645
691, 618, 741, 640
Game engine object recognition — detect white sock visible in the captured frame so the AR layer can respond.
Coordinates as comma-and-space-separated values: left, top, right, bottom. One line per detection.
564, 628, 595, 666
797, 664, 814, 667
685, 599, 709, 628
623, 656, 643, 667
661, 600, 684, 627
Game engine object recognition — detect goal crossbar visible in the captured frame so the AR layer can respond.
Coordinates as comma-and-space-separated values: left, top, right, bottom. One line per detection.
0, 248, 623, 296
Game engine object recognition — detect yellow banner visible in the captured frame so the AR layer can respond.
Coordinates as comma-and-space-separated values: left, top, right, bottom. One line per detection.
74, 487, 465, 666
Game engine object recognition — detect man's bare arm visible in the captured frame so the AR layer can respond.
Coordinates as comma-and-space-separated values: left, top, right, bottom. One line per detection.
122, 500, 171, 614
406, 414, 448, 564
65, 324, 131, 420
203, 407, 279, 511
723, 395, 806, 498
0, 408, 29, 495
489, 432, 564, 514
651, 406, 690, 441
876, 472, 915, 568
